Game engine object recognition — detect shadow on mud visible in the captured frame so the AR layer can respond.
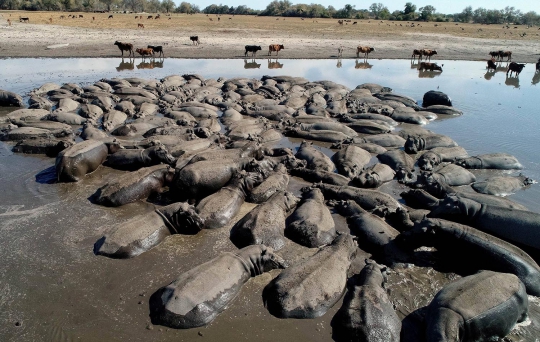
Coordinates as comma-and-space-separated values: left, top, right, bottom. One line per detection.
35, 166, 56, 184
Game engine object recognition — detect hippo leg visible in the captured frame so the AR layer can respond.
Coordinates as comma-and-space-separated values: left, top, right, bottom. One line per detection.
426, 307, 464, 342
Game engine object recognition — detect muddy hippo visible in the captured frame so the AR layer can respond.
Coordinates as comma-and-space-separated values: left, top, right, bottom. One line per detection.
421, 105, 462, 115
472, 175, 534, 196
332, 145, 371, 179
249, 164, 290, 204
105, 145, 176, 171
377, 150, 415, 183
417, 146, 469, 171
296, 122, 358, 137
331, 260, 400, 342
428, 196, 540, 252
103, 110, 128, 132
28, 95, 54, 110
313, 183, 401, 212
399, 218, 540, 296
56, 140, 108, 182
422, 90, 452, 107
417, 164, 476, 187
285, 188, 336, 248
286, 128, 352, 143
12, 138, 73, 157
405, 134, 458, 154
353, 163, 395, 188
263, 234, 357, 318
290, 167, 350, 186
295, 141, 335, 172
0, 89, 24, 107
426, 271, 528, 342
230, 191, 299, 251
150, 245, 286, 329
456, 153, 523, 170
93, 164, 175, 207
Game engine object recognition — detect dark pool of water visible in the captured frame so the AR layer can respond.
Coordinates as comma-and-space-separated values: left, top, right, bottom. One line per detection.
1, 58, 539, 341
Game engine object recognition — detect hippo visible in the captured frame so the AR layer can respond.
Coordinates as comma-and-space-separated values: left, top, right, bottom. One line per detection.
348, 142, 387, 154
12, 138, 73, 157
399, 218, 540, 296
373, 93, 419, 109
295, 141, 335, 172
331, 260, 400, 342
290, 167, 350, 185
115, 87, 157, 99
80, 123, 109, 140
345, 133, 406, 148
0, 89, 24, 107
111, 122, 158, 137
286, 128, 351, 143
377, 149, 415, 183
28, 95, 54, 110
353, 163, 395, 188
150, 245, 286, 329
93, 164, 175, 207
417, 146, 469, 171
472, 175, 534, 196
53, 98, 79, 114
175, 106, 218, 119
388, 108, 428, 125
91, 95, 115, 112
346, 120, 393, 134
404, 134, 458, 154
422, 90, 452, 107
421, 104, 463, 115
115, 101, 136, 116
105, 145, 176, 171
230, 191, 299, 251
428, 196, 540, 252
425, 271, 528, 342
135, 102, 159, 118
455, 153, 523, 170
296, 122, 358, 137
79, 104, 104, 123
417, 164, 476, 187
285, 188, 336, 248
313, 183, 401, 212
16, 119, 72, 133
1, 127, 64, 141
249, 164, 290, 204
46, 112, 87, 125
332, 145, 372, 179
102, 110, 128, 132
55, 140, 108, 182
342, 113, 399, 127
263, 234, 357, 318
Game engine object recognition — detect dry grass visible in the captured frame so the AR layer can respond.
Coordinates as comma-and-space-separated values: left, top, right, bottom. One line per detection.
2, 10, 539, 41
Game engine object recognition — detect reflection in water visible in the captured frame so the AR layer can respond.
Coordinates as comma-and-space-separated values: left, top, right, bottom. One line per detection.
410, 61, 420, 69
336, 59, 342, 68
244, 59, 261, 69
505, 74, 520, 88
136, 58, 164, 70
532, 71, 540, 85
418, 70, 442, 78
268, 59, 284, 69
355, 59, 373, 69
116, 58, 134, 72
484, 62, 508, 80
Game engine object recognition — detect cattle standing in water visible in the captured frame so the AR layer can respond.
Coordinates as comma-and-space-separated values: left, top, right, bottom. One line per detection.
245, 45, 262, 57
411, 49, 423, 60
268, 44, 284, 56
487, 58, 497, 70
507, 62, 525, 76
114, 41, 134, 57
418, 62, 443, 71
422, 49, 437, 61
356, 46, 374, 59
190, 36, 200, 45
499, 50, 512, 61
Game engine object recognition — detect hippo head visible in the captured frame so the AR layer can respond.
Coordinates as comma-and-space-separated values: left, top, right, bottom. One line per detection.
404, 136, 424, 154
332, 233, 358, 260
354, 171, 381, 188
341, 164, 360, 179
151, 145, 176, 166
396, 219, 440, 250
396, 167, 415, 184
282, 191, 300, 212
232, 170, 264, 195
282, 155, 307, 170
331, 200, 366, 217
421, 176, 451, 198
356, 259, 386, 287
418, 151, 441, 171
237, 245, 288, 276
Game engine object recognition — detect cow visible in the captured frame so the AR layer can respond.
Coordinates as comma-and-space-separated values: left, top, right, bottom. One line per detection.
506, 62, 525, 76
499, 50, 512, 61
138, 23, 144, 28
49, 17, 53, 24
136, 48, 153, 58
489, 51, 501, 60
337, 46, 344, 58
190, 36, 200, 45
147, 15, 153, 19
338, 20, 344, 25
268, 44, 284, 56
356, 46, 374, 59
135, 15, 139, 19
155, 14, 161, 19
114, 41, 134, 57
245, 45, 262, 57
536, 58, 540, 71
79, 15, 83, 18
422, 49, 437, 61
108, 15, 113, 19
19, 17, 29, 23
487, 58, 497, 71
148, 45, 164, 57
7, 19, 11, 26
60, 15, 65, 19
411, 49, 423, 60
418, 62, 443, 71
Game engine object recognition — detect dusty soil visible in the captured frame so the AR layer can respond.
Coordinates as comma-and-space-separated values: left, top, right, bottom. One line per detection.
1, 11, 540, 62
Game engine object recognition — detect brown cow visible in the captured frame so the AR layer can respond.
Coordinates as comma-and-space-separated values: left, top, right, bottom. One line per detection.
147, 15, 153, 19
108, 15, 113, 19
7, 19, 11, 26
412, 49, 423, 60
268, 44, 284, 56
356, 46, 374, 59
114, 41, 134, 57
422, 49, 437, 61
135, 16, 139, 19
138, 23, 144, 28
136, 48, 153, 58
79, 15, 83, 18
499, 50, 512, 61
418, 62, 443, 71
155, 14, 161, 19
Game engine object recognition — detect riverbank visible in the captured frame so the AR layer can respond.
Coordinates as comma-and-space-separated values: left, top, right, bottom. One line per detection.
1, 11, 539, 62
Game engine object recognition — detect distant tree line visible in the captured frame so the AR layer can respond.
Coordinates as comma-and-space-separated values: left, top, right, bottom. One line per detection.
0, 0, 539, 25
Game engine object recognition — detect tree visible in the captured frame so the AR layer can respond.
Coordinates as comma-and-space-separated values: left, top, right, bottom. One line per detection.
100, 0, 115, 11
460, 6, 473, 23
418, 5, 436, 21
161, 0, 174, 13
369, 3, 388, 19
403, 2, 416, 15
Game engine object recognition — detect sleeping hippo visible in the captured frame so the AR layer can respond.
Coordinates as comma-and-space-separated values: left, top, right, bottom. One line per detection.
472, 175, 534, 196
56, 140, 108, 182
295, 141, 335, 172
285, 128, 352, 143
0, 89, 24, 107
425, 271, 528, 342
313, 183, 401, 212
417, 146, 469, 171
417, 164, 476, 187
405, 134, 458, 154
105, 145, 176, 171
331, 145, 371, 179
456, 153, 523, 170
377, 149, 415, 183
150, 245, 287, 329
353, 163, 395, 188
12, 138, 73, 157
249, 164, 290, 204
290, 167, 350, 186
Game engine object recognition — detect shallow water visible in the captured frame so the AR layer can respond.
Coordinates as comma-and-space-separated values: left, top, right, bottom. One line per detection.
1, 58, 539, 341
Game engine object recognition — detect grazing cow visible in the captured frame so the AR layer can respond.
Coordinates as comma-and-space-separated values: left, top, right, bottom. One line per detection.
353, 21, 357, 25
418, 62, 443, 71
155, 14, 161, 19
135, 16, 139, 19
60, 15, 65, 19
92, 16, 95, 21
114, 41, 134, 57
337, 46, 344, 58
147, 15, 153, 19
108, 15, 113, 19
356, 46, 374, 59
411, 49, 423, 60
487, 58, 497, 70
136, 48, 153, 58
79, 15, 83, 18
268, 44, 284, 56
489, 51, 500, 60
148, 45, 164, 57
338, 20, 344, 25
218, 17, 220, 21
506, 62, 525, 76
7, 19, 11, 26
499, 50, 512, 61
19, 17, 29, 23
245, 45, 262, 57
138, 23, 144, 28
422, 49, 437, 61
190, 36, 200, 45
209, 18, 213, 21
